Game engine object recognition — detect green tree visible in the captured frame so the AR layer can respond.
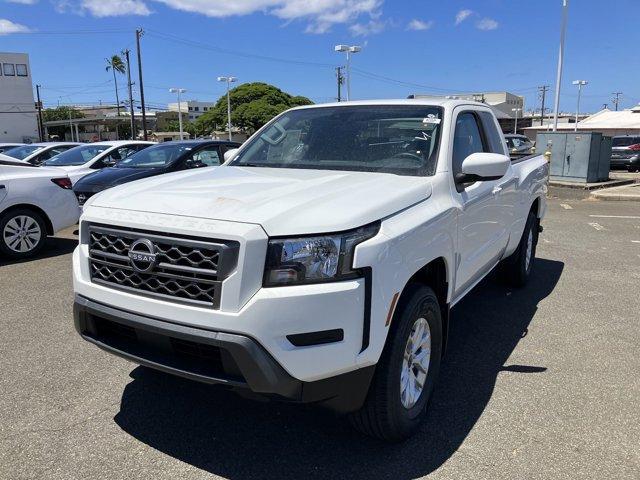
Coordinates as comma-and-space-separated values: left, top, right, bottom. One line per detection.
106, 54, 126, 137
42, 106, 85, 139
195, 82, 313, 136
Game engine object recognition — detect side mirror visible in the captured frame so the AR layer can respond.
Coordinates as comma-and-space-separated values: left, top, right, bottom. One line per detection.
223, 148, 239, 163
456, 152, 510, 184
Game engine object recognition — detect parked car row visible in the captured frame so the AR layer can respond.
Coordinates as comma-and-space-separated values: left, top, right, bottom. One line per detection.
0, 139, 242, 258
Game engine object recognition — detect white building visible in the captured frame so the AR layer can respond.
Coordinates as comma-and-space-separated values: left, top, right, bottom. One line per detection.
0, 52, 39, 142
167, 100, 215, 122
523, 106, 640, 141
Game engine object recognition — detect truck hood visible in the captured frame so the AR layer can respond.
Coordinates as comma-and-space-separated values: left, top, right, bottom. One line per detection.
89, 166, 432, 235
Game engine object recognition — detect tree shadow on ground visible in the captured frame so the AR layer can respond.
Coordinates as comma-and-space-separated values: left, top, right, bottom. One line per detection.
114, 258, 564, 479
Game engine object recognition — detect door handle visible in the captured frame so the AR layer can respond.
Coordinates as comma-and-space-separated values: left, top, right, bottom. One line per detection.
492, 186, 502, 195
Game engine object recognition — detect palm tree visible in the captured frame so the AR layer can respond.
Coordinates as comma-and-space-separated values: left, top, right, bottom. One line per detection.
106, 55, 126, 137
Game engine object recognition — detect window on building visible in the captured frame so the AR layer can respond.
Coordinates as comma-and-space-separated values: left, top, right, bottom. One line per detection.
3, 63, 16, 76
16, 64, 28, 76
188, 107, 193, 111
203, 107, 208, 111
194, 107, 199, 111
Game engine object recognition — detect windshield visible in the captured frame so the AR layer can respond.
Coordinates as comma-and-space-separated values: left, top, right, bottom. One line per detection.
3, 145, 44, 160
117, 143, 193, 168
230, 105, 443, 176
43, 144, 111, 166
612, 137, 640, 147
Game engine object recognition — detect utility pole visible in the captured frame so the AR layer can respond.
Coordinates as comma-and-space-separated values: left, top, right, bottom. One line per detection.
135, 28, 148, 140
335, 66, 345, 102
538, 85, 549, 127
123, 49, 136, 139
553, 0, 569, 132
611, 92, 622, 111
35, 84, 44, 141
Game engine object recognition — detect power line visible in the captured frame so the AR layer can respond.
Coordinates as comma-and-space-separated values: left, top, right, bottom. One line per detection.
145, 29, 333, 68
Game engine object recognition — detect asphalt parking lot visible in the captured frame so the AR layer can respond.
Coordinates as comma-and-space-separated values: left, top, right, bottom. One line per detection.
1, 197, 639, 480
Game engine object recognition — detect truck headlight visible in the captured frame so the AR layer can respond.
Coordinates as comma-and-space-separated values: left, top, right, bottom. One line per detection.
263, 223, 379, 286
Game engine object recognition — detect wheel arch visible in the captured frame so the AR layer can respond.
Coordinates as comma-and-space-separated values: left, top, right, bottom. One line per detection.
0, 203, 54, 235
396, 257, 450, 356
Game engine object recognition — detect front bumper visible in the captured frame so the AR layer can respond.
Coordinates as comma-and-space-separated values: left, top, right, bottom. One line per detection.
74, 295, 374, 412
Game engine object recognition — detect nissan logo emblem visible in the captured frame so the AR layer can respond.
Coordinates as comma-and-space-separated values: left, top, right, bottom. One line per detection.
128, 238, 158, 273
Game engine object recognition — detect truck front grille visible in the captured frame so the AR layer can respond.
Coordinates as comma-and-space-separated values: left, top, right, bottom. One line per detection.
87, 224, 239, 309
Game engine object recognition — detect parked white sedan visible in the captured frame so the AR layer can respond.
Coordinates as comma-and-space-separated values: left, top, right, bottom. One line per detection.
41, 141, 154, 184
2, 142, 81, 166
0, 159, 79, 258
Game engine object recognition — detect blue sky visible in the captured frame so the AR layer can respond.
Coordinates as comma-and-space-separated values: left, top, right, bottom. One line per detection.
2, 0, 639, 114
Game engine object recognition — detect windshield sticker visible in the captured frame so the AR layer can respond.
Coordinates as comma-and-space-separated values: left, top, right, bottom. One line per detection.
422, 115, 441, 125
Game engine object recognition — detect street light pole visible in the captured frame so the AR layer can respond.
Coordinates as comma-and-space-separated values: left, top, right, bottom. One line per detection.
334, 45, 361, 101
217, 76, 237, 141
169, 88, 186, 140
572, 80, 587, 132
553, 0, 569, 132
512, 108, 522, 134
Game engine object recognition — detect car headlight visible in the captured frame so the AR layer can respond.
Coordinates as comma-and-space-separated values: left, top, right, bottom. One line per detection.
264, 223, 379, 286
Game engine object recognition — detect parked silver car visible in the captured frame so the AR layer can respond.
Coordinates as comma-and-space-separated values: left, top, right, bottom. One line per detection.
610, 135, 640, 172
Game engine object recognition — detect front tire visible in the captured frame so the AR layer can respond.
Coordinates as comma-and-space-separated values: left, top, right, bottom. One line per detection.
349, 284, 442, 442
0, 209, 47, 258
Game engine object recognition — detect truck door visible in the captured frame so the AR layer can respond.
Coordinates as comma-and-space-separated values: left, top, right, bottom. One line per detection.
452, 110, 510, 297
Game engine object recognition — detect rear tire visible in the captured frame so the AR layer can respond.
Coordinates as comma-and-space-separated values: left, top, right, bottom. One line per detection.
501, 211, 538, 287
0, 208, 47, 258
349, 284, 442, 442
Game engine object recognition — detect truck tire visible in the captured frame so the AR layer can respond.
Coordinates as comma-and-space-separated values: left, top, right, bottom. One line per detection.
0, 208, 47, 259
501, 211, 538, 287
349, 284, 442, 442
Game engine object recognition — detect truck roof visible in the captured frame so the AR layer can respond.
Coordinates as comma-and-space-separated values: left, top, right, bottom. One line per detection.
291, 98, 489, 110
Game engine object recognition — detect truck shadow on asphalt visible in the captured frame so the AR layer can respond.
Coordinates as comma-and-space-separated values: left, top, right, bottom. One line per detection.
0, 236, 77, 267
114, 258, 564, 479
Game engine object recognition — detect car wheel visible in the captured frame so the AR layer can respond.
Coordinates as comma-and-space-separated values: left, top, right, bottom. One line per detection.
501, 211, 538, 287
0, 209, 47, 258
349, 284, 442, 442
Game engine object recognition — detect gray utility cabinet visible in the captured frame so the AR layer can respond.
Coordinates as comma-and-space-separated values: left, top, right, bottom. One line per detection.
536, 132, 611, 183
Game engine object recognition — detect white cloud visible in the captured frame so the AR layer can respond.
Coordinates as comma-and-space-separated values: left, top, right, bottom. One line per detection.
52, 0, 384, 33
153, 0, 383, 33
406, 19, 433, 31
5, 0, 38, 4
455, 9, 473, 25
54, 0, 151, 16
80, 0, 151, 17
0, 18, 32, 34
349, 19, 385, 36
476, 17, 498, 30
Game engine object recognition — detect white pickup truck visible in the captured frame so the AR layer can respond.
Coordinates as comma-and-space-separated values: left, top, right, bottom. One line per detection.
73, 99, 548, 441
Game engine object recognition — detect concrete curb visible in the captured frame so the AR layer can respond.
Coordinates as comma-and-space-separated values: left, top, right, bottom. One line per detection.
590, 183, 640, 202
